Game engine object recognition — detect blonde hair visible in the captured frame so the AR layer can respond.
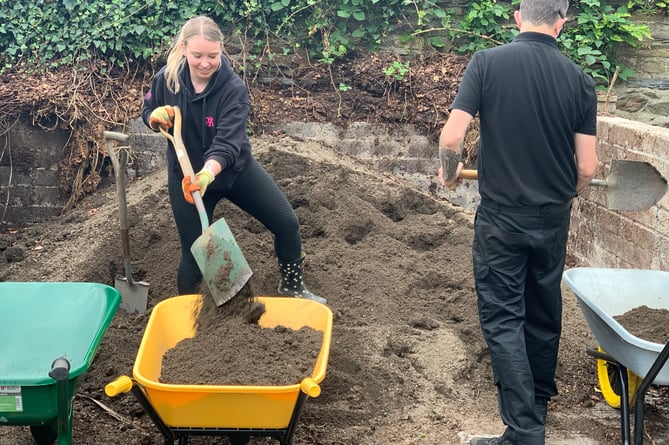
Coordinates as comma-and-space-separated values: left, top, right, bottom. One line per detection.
164, 16, 225, 93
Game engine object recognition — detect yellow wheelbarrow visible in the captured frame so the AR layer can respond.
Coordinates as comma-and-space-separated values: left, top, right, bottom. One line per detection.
106, 294, 333, 445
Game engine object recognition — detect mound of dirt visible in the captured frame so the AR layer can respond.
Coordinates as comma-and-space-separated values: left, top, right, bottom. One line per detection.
1, 134, 669, 445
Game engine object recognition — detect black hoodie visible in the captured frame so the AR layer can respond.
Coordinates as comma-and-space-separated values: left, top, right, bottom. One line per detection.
142, 55, 252, 192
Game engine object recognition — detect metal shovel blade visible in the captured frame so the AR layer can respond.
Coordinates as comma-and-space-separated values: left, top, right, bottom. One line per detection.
190, 217, 253, 306
115, 276, 149, 314
595, 160, 668, 211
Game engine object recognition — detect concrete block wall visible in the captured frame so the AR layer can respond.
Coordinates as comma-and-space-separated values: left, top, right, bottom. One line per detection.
0, 121, 69, 223
569, 116, 669, 270
0, 119, 165, 227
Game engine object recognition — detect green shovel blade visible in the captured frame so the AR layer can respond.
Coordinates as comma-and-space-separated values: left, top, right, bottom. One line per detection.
191, 217, 253, 306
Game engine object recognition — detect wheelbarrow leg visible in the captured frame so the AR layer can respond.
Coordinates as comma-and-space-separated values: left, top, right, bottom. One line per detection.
280, 391, 310, 445
614, 364, 631, 445
129, 384, 178, 444
49, 357, 73, 445
633, 341, 669, 445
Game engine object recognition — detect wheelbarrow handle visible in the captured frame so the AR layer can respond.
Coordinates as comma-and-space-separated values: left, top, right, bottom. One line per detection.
105, 375, 134, 397
49, 357, 71, 381
300, 377, 321, 398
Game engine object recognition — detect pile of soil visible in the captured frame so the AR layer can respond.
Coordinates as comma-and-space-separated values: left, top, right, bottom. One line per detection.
1, 50, 668, 445
2, 134, 669, 445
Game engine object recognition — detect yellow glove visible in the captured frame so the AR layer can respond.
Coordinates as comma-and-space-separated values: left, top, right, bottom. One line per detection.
181, 168, 215, 204
149, 105, 175, 131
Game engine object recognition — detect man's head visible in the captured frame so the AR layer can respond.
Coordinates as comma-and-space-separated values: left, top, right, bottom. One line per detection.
515, 0, 569, 37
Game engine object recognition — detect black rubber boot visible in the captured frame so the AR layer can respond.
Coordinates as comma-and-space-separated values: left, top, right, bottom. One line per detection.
277, 254, 327, 304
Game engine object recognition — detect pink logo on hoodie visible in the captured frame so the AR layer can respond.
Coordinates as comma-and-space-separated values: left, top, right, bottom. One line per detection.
206, 116, 215, 128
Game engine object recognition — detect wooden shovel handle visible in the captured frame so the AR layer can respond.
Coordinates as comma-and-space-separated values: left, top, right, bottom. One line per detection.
457, 170, 610, 188
459, 169, 478, 180
158, 106, 209, 231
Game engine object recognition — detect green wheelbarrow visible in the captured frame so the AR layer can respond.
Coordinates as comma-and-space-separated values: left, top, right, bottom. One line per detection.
0, 282, 121, 445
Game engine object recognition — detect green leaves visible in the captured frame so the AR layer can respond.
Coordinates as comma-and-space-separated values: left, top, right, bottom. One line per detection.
447, 0, 650, 88
0, 0, 653, 85
559, 0, 650, 86
450, 0, 517, 52
271, 0, 290, 12
383, 59, 410, 81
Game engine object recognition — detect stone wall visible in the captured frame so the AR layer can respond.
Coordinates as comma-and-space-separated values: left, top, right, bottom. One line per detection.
0, 119, 165, 226
613, 14, 669, 128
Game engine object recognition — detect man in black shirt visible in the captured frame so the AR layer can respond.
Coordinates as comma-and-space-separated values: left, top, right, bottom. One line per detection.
438, 1, 598, 444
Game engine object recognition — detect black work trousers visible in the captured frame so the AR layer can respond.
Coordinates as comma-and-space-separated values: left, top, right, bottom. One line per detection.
472, 199, 572, 445
168, 156, 302, 294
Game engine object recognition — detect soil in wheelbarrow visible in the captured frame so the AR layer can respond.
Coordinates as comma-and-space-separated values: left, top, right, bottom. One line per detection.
3, 135, 669, 445
160, 284, 324, 386
615, 306, 669, 344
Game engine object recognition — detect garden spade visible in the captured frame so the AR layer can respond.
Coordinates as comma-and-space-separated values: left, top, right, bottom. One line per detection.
105, 131, 149, 313
456, 159, 667, 211
159, 106, 252, 306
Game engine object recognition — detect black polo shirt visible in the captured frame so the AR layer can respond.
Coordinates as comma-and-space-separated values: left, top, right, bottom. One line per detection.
450, 32, 597, 207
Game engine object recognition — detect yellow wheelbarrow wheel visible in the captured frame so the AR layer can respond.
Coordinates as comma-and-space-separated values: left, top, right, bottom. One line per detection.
596, 346, 642, 408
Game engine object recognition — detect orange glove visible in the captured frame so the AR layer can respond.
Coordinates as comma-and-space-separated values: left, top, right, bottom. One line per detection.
181, 168, 215, 204
149, 105, 175, 131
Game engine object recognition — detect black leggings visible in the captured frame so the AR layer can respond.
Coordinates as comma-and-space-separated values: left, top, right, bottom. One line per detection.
168, 156, 302, 294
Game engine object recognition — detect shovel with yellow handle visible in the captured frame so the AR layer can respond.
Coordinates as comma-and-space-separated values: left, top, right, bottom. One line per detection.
159, 106, 253, 305
454, 160, 667, 211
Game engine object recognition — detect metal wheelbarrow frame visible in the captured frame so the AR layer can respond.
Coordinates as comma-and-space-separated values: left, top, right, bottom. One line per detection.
106, 294, 333, 445
0, 282, 121, 445
563, 267, 669, 445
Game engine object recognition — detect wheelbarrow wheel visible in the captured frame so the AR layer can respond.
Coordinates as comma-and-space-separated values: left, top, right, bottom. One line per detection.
596, 346, 642, 409
30, 424, 57, 445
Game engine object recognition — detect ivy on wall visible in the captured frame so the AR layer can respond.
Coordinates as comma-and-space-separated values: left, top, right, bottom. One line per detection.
0, 0, 656, 86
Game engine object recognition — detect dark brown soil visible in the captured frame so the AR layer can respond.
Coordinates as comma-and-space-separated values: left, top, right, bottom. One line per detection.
615, 306, 669, 344
160, 286, 324, 386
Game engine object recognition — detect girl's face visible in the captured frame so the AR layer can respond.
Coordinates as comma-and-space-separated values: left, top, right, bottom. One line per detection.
182, 35, 221, 85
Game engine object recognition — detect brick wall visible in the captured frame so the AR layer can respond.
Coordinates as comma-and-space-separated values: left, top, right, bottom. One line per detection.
569, 117, 669, 270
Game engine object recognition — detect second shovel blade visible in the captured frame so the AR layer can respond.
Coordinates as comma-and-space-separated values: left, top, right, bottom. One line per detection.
115, 277, 149, 313
606, 160, 668, 211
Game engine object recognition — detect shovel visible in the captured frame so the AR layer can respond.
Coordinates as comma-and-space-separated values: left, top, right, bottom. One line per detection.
457, 159, 667, 211
158, 106, 253, 306
104, 131, 149, 313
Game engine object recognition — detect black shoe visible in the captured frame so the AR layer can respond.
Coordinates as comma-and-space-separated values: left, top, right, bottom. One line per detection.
470, 436, 512, 445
